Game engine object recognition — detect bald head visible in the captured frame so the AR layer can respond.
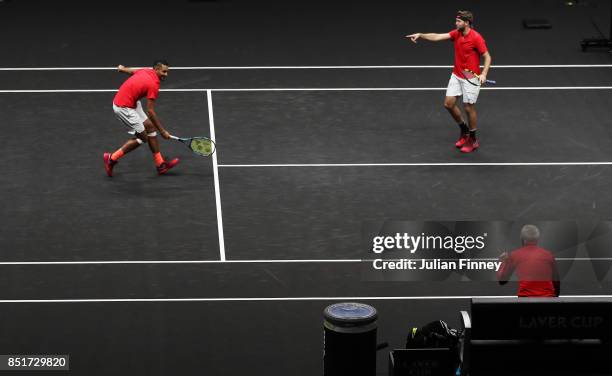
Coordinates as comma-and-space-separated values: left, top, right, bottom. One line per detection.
520, 224, 540, 245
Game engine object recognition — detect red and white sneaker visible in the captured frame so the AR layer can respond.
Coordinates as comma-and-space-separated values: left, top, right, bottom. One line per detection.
460, 137, 480, 153
157, 158, 180, 175
455, 134, 469, 148
103, 152, 117, 177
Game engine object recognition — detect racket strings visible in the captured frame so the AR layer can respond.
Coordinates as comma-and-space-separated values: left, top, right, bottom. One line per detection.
190, 138, 215, 156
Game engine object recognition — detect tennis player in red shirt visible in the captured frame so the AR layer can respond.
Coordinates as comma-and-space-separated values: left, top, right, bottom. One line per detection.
103, 60, 179, 176
497, 225, 561, 297
406, 11, 492, 153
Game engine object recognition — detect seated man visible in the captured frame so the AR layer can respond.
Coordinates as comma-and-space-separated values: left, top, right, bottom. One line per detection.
497, 224, 560, 297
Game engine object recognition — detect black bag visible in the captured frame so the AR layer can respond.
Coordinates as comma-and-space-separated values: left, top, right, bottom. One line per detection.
406, 320, 460, 349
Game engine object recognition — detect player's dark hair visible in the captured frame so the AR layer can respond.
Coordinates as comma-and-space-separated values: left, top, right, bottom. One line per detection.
456, 10, 474, 25
153, 59, 169, 68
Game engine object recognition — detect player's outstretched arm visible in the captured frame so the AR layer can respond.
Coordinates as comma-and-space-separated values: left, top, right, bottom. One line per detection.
117, 65, 136, 75
406, 33, 451, 43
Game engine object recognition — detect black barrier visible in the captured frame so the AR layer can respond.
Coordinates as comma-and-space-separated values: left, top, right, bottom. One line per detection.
460, 298, 612, 375
470, 297, 612, 340
323, 303, 378, 376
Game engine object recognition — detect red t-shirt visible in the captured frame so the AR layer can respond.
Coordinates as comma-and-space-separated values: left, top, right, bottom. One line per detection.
448, 28, 488, 77
497, 245, 560, 297
113, 69, 160, 108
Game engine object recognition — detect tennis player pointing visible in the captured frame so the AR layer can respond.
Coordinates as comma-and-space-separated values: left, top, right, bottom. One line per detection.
103, 60, 179, 176
407, 11, 492, 153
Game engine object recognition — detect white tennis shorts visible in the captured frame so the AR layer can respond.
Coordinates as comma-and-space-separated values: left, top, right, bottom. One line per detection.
446, 73, 480, 104
112, 101, 148, 135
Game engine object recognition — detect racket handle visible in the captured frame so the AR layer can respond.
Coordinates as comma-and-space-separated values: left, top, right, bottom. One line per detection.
169, 135, 179, 140
486, 80, 496, 85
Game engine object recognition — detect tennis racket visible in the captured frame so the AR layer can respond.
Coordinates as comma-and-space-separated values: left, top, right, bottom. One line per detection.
170, 135, 216, 157
461, 69, 496, 86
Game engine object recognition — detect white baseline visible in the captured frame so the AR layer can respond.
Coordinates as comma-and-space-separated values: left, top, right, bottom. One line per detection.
0, 64, 612, 71
0, 258, 609, 265
0, 295, 610, 303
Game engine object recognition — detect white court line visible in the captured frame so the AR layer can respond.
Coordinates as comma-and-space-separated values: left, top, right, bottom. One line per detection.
0, 258, 609, 265
219, 162, 612, 168
0, 259, 362, 265
0, 295, 610, 303
208, 90, 226, 262
1, 87, 612, 94
0, 64, 612, 71
367, 258, 612, 261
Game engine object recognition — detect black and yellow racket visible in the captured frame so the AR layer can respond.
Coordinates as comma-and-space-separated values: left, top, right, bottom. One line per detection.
170, 135, 216, 157
461, 69, 496, 87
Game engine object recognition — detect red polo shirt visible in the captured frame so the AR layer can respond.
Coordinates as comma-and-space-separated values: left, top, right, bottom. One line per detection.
113, 69, 160, 108
497, 244, 560, 297
448, 28, 488, 77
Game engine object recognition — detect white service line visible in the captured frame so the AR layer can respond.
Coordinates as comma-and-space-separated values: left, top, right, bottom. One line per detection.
0, 64, 612, 71
1, 87, 612, 94
208, 90, 227, 262
0, 295, 610, 303
219, 162, 612, 168
0, 89, 205, 93
0, 89, 118, 93
211, 86, 612, 92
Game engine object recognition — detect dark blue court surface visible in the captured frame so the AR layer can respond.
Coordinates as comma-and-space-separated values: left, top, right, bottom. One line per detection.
1, 0, 612, 375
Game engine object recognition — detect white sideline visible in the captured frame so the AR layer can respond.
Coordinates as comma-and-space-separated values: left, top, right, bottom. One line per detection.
207, 90, 226, 262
